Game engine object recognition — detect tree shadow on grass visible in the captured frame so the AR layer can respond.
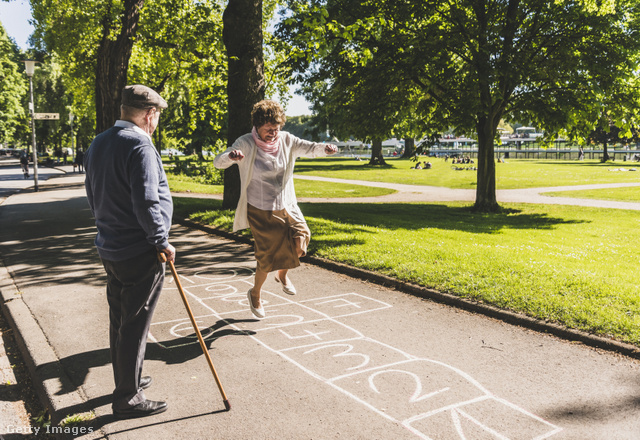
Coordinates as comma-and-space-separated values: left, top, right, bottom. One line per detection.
299, 202, 587, 234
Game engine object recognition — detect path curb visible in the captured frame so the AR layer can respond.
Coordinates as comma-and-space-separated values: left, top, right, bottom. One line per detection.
177, 217, 640, 361
0, 258, 86, 432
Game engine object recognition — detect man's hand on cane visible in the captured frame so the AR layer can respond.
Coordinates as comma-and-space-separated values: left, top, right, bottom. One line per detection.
159, 243, 176, 262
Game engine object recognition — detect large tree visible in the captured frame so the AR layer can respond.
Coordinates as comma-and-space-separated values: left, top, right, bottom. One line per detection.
222, 0, 265, 209
31, 0, 228, 141
588, 123, 640, 161
279, 0, 640, 211
131, 0, 228, 155
31, 0, 147, 133
94, 0, 145, 133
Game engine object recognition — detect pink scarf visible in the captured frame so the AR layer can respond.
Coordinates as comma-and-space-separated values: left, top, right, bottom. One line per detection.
252, 127, 280, 155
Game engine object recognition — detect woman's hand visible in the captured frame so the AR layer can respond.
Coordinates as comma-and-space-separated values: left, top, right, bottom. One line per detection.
324, 144, 338, 155
229, 149, 245, 161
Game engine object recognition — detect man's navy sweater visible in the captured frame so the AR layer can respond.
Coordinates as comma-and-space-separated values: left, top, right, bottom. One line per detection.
85, 123, 172, 261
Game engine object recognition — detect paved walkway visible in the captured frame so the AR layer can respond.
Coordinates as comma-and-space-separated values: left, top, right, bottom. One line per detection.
1, 162, 640, 439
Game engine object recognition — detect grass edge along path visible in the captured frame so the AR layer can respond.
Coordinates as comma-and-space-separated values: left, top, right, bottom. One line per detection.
545, 186, 640, 203
173, 197, 640, 353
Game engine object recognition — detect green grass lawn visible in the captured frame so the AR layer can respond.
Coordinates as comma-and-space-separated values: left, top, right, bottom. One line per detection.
167, 169, 396, 198
167, 174, 224, 194
545, 185, 640, 202
294, 157, 640, 190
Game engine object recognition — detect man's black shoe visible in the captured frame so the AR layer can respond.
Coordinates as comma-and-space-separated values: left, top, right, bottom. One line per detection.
140, 376, 152, 390
113, 400, 168, 419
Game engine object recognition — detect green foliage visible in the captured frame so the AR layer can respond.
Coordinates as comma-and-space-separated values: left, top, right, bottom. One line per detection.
28, 0, 291, 155
277, 0, 640, 209
31, 56, 74, 153
29, 0, 230, 151
0, 23, 28, 146
30, 0, 103, 142
131, 0, 228, 154
282, 115, 321, 141
168, 159, 224, 185
59, 411, 95, 427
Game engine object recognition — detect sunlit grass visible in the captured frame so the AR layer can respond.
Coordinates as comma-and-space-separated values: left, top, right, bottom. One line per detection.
167, 169, 395, 198
294, 157, 640, 189
545, 185, 640, 202
167, 174, 223, 194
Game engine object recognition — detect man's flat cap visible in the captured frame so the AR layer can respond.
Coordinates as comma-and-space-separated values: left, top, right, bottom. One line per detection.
121, 84, 168, 109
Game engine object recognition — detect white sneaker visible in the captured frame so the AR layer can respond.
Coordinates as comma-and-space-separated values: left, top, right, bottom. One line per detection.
247, 289, 265, 318
274, 276, 297, 295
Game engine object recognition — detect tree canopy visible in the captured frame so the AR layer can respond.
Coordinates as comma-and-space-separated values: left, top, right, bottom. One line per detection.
278, 0, 640, 211
29, 0, 231, 151
0, 23, 28, 147
28, 0, 290, 159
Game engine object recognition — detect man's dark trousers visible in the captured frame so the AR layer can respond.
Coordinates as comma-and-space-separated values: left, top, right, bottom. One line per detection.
101, 249, 165, 411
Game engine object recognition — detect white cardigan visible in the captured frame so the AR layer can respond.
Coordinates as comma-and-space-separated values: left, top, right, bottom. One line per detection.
213, 131, 330, 232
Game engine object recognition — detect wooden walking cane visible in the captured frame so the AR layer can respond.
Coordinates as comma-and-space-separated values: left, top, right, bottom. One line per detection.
159, 252, 231, 411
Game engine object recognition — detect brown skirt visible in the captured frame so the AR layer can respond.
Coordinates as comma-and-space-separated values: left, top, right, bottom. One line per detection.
246, 204, 310, 273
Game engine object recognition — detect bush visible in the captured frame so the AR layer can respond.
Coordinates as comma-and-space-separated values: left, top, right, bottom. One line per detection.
169, 160, 223, 186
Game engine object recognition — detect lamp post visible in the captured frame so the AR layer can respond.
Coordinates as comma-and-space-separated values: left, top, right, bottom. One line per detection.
69, 113, 75, 168
24, 60, 39, 192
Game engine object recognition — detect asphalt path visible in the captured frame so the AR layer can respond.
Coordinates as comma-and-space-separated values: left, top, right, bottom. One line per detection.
0, 157, 67, 200
0, 162, 639, 439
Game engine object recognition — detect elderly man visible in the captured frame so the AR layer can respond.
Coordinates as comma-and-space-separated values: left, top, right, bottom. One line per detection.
85, 84, 175, 419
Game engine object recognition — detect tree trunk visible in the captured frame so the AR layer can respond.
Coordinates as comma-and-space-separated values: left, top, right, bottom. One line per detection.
222, 0, 264, 210
401, 137, 415, 158
153, 124, 163, 153
368, 138, 387, 165
474, 118, 500, 212
95, 0, 145, 134
601, 141, 610, 162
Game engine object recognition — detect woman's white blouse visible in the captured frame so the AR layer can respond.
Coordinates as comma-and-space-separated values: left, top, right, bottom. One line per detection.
247, 147, 287, 210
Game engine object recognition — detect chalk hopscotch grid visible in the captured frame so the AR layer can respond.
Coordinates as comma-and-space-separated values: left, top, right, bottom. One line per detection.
149, 265, 562, 440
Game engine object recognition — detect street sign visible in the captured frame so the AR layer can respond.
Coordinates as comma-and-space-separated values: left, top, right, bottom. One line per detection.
33, 113, 60, 120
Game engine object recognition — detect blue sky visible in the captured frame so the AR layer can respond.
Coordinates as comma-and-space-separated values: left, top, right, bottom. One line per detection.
0, 0, 33, 49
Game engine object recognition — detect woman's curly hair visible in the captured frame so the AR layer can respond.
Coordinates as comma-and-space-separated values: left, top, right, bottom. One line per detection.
251, 100, 286, 129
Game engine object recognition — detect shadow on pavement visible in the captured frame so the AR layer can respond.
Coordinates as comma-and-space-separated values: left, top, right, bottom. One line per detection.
87, 409, 227, 439
37, 319, 255, 420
